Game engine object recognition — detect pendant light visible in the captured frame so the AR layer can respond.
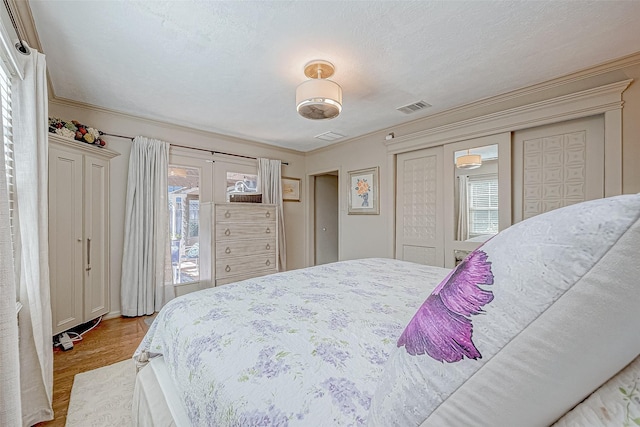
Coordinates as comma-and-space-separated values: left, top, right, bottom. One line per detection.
296, 60, 342, 120
456, 150, 482, 170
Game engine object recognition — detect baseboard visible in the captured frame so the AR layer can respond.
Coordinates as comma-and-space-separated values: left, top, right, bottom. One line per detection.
103, 310, 121, 321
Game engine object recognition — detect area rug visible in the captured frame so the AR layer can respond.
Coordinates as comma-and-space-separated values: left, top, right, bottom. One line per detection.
143, 313, 158, 327
66, 359, 135, 426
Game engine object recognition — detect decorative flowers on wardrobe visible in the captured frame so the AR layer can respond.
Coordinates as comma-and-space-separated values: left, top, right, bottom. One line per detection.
48, 117, 106, 147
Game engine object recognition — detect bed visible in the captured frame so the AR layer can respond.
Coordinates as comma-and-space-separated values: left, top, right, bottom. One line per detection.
133, 194, 640, 426
133, 258, 450, 426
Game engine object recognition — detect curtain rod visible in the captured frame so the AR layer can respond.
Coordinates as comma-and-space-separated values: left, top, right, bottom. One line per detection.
3, 0, 30, 54
100, 132, 289, 165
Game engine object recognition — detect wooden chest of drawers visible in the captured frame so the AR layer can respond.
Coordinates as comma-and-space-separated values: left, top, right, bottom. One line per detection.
214, 203, 278, 286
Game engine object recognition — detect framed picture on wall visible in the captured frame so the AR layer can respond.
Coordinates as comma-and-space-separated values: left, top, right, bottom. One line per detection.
282, 177, 301, 202
348, 166, 379, 215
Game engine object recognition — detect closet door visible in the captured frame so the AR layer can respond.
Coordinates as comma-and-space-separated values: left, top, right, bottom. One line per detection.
49, 146, 84, 334
395, 146, 444, 267
84, 155, 110, 321
443, 133, 511, 268
512, 116, 604, 222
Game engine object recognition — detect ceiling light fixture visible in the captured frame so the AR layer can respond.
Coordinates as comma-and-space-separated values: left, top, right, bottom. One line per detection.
456, 150, 482, 170
296, 60, 342, 120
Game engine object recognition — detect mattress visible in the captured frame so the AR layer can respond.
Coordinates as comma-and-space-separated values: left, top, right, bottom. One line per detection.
133, 258, 449, 425
132, 356, 189, 426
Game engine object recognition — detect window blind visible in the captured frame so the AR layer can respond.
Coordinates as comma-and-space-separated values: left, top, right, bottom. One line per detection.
468, 176, 498, 235
0, 62, 15, 249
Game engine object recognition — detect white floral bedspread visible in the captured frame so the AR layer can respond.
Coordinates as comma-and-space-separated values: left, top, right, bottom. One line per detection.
133, 258, 449, 426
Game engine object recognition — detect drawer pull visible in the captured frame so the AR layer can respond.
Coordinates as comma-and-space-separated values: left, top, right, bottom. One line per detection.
225, 247, 231, 254
265, 211, 271, 218
265, 227, 271, 234
266, 260, 271, 266
225, 265, 231, 273
265, 243, 270, 250
224, 210, 231, 218
224, 228, 231, 236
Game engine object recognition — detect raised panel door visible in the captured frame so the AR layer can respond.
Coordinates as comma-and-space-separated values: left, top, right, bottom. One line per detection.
513, 115, 604, 222
395, 146, 444, 267
49, 147, 84, 335
84, 155, 110, 321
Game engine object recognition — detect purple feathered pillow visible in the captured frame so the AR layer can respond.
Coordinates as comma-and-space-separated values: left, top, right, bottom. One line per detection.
397, 249, 494, 362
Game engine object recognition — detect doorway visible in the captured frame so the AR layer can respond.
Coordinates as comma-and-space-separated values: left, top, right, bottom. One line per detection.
312, 172, 339, 265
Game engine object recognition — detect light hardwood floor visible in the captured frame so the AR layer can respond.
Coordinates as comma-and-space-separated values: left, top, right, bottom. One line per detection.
37, 316, 151, 427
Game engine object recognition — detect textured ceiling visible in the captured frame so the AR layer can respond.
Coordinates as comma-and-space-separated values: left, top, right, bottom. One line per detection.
29, 1, 640, 152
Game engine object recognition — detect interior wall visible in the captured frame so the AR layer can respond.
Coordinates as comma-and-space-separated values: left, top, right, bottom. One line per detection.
48, 101, 306, 317
305, 56, 640, 266
305, 134, 393, 263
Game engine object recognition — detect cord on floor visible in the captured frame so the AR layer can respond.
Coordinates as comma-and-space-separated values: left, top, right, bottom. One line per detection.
53, 315, 103, 349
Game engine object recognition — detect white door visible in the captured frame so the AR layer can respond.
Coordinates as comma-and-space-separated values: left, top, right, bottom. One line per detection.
512, 115, 604, 222
84, 155, 110, 321
314, 174, 339, 265
395, 146, 444, 267
168, 149, 214, 297
49, 146, 84, 335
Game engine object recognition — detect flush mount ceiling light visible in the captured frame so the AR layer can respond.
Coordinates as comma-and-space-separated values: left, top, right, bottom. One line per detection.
456, 150, 482, 170
296, 60, 342, 120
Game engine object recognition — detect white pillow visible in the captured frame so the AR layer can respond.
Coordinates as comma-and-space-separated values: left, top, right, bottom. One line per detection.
553, 354, 640, 427
368, 194, 640, 427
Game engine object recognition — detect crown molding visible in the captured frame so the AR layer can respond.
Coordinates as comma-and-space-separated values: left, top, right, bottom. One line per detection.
48, 132, 120, 160
49, 96, 306, 157
307, 51, 640, 157
385, 79, 632, 154
386, 51, 640, 139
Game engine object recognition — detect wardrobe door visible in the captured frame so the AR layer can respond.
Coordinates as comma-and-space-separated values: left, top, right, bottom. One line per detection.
512, 115, 604, 223
49, 146, 84, 335
395, 146, 444, 267
84, 155, 110, 321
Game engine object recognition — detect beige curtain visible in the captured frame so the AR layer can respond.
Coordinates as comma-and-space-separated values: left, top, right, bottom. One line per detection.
12, 46, 54, 425
257, 158, 286, 271
121, 136, 169, 316
456, 175, 469, 241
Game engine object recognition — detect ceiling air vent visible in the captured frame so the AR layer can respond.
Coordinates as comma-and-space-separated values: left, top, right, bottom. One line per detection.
396, 100, 432, 114
315, 131, 346, 141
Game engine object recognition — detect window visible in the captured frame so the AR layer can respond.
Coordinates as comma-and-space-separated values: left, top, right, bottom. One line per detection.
468, 175, 498, 236
0, 61, 16, 299
168, 166, 200, 284
226, 171, 257, 201
0, 62, 15, 248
